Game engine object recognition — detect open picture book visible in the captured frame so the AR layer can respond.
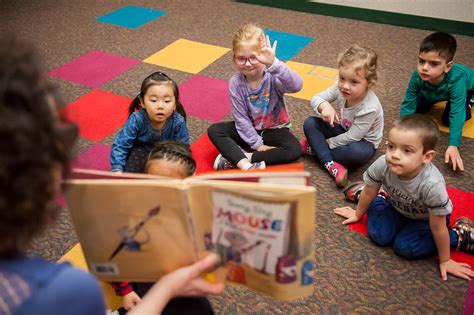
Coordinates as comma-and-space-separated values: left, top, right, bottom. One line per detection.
63, 168, 316, 301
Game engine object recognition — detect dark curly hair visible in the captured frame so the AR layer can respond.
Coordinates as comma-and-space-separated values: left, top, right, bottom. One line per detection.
145, 141, 196, 177
0, 35, 75, 257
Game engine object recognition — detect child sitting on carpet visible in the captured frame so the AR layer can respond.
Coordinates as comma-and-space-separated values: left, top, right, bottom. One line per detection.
110, 72, 189, 173
111, 141, 215, 315
300, 44, 384, 188
207, 23, 303, 171
334, 114, 473, 281
400, 32, 473, 172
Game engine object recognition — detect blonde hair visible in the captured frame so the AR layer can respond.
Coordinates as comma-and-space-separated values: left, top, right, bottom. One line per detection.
337, 45, 378, 86
232, 23, 263, 52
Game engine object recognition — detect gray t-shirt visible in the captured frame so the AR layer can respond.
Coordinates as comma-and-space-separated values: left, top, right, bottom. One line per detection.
310, 82, 384, 149
363, 155, 452, 220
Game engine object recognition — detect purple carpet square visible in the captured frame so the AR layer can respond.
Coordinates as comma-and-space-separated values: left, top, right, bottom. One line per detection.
179, 75, 231, 122
49, 50, 140, 88
71, 143, 112, 171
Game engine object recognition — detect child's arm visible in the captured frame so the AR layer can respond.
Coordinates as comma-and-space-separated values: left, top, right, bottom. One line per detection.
429, 214, 473, 280
444, 82, 468, 172
110, 114, 141, 171
334, 184, 379, 224
399, 69, 421, 116
310, 83, 340, 127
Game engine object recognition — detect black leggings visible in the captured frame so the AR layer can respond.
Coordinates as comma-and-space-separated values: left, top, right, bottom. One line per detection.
117, 282, 214, 315
207, 121, 303, 166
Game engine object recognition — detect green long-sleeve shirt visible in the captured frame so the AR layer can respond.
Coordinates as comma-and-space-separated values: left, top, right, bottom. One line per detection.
400, 64, 474, 147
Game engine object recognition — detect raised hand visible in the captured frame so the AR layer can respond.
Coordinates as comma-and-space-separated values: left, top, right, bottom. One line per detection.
256, 34, 277, 67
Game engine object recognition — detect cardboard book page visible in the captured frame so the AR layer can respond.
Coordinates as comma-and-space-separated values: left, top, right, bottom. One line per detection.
186, 181, 316, 301
64, 180, 197, 282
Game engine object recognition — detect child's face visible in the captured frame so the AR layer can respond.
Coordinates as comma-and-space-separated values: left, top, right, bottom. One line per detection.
146, 159, 187, 179
233, 42, 265, 80
417, 51, 453, 85
140, 84, 176, 129
385, 127, 434, 180
337, 65, 369, 106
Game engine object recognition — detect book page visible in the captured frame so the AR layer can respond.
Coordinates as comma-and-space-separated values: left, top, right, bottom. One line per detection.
64, 180, 197, 282
186, 180, 316, 301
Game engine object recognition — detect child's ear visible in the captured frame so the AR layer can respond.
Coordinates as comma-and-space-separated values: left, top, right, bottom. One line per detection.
139, 98, 145, 108
423, 149, 435, 164
444, 61, 453, 73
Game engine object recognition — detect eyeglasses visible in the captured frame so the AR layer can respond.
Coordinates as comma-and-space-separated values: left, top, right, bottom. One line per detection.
233, 55, 259, 66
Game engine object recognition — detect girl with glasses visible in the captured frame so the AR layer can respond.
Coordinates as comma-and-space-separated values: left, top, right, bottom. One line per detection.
110, 72, 189, 173
208, 23, 303, 171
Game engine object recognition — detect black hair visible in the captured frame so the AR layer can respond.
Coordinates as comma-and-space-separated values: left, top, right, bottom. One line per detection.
128, 72, 186, 121
419, 32, 457, 62
145, 141, 196, 177
0, 35, 76, 257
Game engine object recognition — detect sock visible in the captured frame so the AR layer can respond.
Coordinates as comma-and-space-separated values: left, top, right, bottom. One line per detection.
244, 152, 252, 160
241, 162, 253, 170
236, 158, 252, 170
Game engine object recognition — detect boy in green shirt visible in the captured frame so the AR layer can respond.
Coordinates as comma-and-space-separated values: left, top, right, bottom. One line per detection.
400, 32, 473, 172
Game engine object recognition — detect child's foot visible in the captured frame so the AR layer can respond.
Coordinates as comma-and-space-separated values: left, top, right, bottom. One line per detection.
299, 138, 314, 156
343, 181, 365, 202
326, 161, 348, 188
213, 154, 237, 170
247, 161, 266, 170
452, 216, 474, 254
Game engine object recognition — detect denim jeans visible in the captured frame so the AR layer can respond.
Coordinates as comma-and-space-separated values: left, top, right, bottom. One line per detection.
367, 196, 458, 260
303, 116, 375, 167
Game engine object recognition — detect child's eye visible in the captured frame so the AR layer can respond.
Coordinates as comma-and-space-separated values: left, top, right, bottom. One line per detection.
429, 62, 440, 67
351, 80, 359, 85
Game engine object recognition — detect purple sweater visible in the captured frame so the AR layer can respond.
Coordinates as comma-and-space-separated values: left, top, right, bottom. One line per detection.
229, 58, 303, 149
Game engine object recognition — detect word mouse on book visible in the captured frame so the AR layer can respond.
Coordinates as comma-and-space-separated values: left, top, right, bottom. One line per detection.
63, 168, 316, 300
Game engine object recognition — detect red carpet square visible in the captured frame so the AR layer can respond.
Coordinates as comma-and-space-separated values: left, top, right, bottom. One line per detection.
71, 143, 112, 171
180, 75, 231, 122
60, 90, 131, 141
49, 50, 140, 88
190, 132, 219, 174
347, 186, 474, 266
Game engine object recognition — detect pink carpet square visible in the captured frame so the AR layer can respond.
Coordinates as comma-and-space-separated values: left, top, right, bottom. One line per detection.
71, 143, 112, 171
49, 50, 140, 88
60, 90, 131, 141
180, 75, 231, 122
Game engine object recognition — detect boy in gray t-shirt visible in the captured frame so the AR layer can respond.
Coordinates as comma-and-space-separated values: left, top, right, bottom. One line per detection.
335, 114, 473, 281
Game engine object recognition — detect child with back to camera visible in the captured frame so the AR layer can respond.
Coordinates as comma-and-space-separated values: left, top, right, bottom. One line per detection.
111, 141, 217, 315
110, 72, 189, 173
334, 114, 474, 281
300, 44, 384, 188
0, 35, 223, 315
400, 32, 474, 172
207, 23, 304, 171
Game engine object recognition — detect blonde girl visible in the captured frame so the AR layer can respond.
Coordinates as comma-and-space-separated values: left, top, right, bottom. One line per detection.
301, 45, 384, 187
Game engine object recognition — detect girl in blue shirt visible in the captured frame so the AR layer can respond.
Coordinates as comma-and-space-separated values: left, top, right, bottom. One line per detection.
110, 72, 189, 173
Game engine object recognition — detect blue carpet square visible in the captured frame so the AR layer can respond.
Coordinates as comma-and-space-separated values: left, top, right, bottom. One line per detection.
96, 5, 166, 29
264, 29, 313, 61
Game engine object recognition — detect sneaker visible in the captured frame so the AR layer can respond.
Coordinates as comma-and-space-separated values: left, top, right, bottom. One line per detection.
299, 138, 314, 156
343, 181, 366, 203
326, 161, 348, 188
247, 161, 266, 170
213, 154, 236, 170
451, 216, 474, 254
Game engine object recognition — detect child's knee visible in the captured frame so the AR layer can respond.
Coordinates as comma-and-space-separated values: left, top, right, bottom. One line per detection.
303, 117, 315, 132
393, 238, 417, 260
368, 230, 393, 247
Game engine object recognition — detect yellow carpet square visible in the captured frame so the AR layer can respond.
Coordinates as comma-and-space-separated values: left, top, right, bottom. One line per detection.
60, 243, 122, 310
286, 61, 338, 100
430, 101, 474, 138
144, 39, 230, 74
